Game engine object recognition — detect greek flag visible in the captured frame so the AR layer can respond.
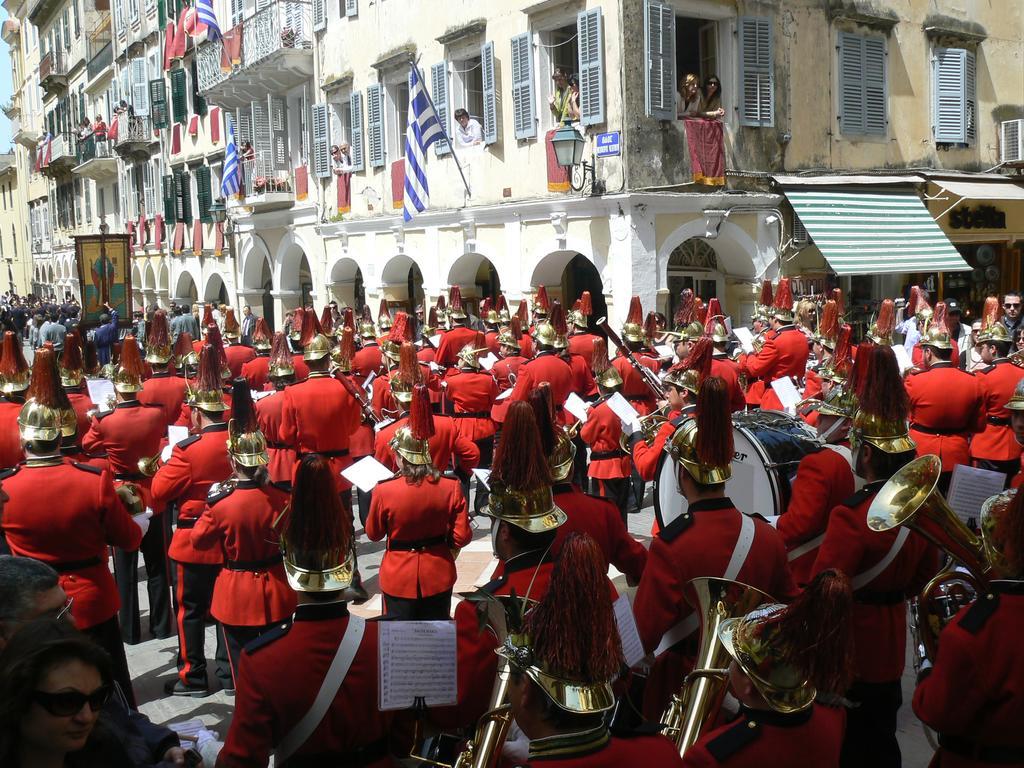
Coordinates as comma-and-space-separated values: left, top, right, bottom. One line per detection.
221, 119, 240, 197
196, 0, 222, 41
403, 65, 445, 223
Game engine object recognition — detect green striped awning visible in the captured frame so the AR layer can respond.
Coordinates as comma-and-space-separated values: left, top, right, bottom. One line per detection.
785, 188, 970, 276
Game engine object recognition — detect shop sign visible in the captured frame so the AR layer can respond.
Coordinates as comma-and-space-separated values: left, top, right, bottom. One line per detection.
950, 205, 1006, 230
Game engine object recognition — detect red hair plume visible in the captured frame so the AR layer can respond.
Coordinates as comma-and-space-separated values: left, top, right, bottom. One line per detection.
625, 296, 643, 325
0, 331, 28, 379
550, 301, 568, 337
252, 317, 271, 345
831, 288, 845, 319
397, 341, 423, 387
204, 324, 229, 371
683, 336, 714, 384
931, 301, 949, 335
338, 326, 356, 365
643, 311, 659, 341
773, 278, 793, 311
287, 454, 353, 555
148, 310, 170, 349
758, 280, 773, 307
491, 401, 552, 489
196, 343, 224, 392
509, 316, 523, 340
516, 299, 529, 324
202, 303, 214, 326
269, 332, 292, 370
527, 384, 558, 457
874, 299, 896, 339
831, 324, 853, 379
818, 300, 839, 342
695, 376, 733, 468
118, 336, 148, 380
852, 345, 908, 423
449, 285, 464, 313
319, 306, 334, 335
60, 331, 84, 373
591, 337, 611, 376
26, 348, 69, 409
579, 290, 593, 317
230, 378, 258, 433
388, 311, 411, 344
222, 308, 240, 336
409, 383, 435, 441
703, 298, 723, 336
534, 285, 550, 312
173, 332, 194, 359
675, 289, 696, 327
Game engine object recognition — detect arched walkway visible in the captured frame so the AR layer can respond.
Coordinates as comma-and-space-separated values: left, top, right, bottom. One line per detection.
174, 271, 199, 305
204, 272, 229, 304
446, 252, 500, 314
530, 251, 608, 322
379, 253, 424, 310
144, 262, 157, 292
329, 257, 365, 311
665, 238, 722, 322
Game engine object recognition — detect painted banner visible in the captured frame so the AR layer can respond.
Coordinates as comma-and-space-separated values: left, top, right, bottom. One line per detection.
75, 234, 132, 327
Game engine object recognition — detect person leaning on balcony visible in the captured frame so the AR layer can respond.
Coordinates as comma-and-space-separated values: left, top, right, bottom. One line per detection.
77, 118, 92, 143
453, 110, 483, 147
699, 74, 725, 119
566, 74, 582, 123
677, 73, 702, 118
330, 143, 353, 174
93, 115, 107, 143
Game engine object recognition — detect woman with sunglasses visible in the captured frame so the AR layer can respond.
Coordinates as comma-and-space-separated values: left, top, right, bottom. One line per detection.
0, 619, 133, 767
699, 75, 726, 119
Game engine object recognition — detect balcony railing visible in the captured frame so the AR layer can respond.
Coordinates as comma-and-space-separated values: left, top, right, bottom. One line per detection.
113, 115, 154, 150
40, 132, 76, 175
240, 152, 295, 207
39, 49, 68, 86
76, 134, 115, 164
87, 41, 113, 82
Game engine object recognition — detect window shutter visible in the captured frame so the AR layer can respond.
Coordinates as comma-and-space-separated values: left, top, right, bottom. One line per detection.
933, 47, 974, 144
195, 165, 212, 221
577, 7, 605, 126
235, 106, 253, 147
252, 98, 271, 167
863, 36, 887, 136
431, 62, 451, 156
271, 96, 287, 171
644, 0, 675, 120
142, 162, 153, 217
300, 86, 310, 163
170, 68, 187, 124
150, 79, 168, 129
162, 174, 176, 222
345, 0, 357, 16
965, 49, 976, 143
131, 58, 150, 116
367, 83, 385, 167
312, 102, 330, 178
230, 0, 243, 26
510, 33, 536, 139
738, 17, 773, 127
176, 170, 192, 224
839, 32, 886, 136
312, 0, 325, 31
349, 91, 364, 171
191, 59, 207, 116
481, 41, 498, 145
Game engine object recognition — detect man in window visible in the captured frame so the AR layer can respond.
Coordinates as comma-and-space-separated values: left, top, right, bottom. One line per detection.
454, 108, 483, 147
548, 68, 571, 124
330, 143, 353, 174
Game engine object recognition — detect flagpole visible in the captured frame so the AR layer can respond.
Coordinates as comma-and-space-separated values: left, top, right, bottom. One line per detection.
410, 54, 471, 199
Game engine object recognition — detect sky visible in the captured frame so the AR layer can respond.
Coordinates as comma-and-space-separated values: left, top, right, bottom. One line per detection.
0, 7, 13, 151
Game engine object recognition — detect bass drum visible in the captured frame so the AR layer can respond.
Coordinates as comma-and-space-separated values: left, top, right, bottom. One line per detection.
654, 410, 822, 528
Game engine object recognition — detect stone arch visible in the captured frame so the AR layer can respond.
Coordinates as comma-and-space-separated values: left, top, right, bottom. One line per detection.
174, 270, 199, 303
204, 272, 228, 304
144, 262, 157, 291
378, 253, 425, 310
132, 263, 143, 293
158, 263, 169, 293
657, 219, 775, 284
240, 234, 273, 291
328, 256, 365, 310
275, 231, 312, 292
445, 252, 501, 307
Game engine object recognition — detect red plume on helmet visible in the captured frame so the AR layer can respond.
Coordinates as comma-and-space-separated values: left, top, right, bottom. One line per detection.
509, 316, 523, 340
703, 298, 723, 336
270, 332, 292, 370
427, 306, 440, 329
495, 294, 508, 316
61, 331, 84, 370
252, 317, 271, 345
222, 308, 240, 337
359, 304, 373, 323
377, 298, 392, 324
342, 307, 355, 328
683, 336, 714, 384
831, 288, 845, 319
516, 299, 529, 324
931, 301, 949, 335
591, 337, 612, 376
908, 285, 925, 315
625, 296, 643, 326
695, 298, 707, 325
528, 383, 558, 457
173, 332, 194, 360
830, 324, 854, 379
230, 378, 258, 434
338, 326, 356, 366
26, 348, 70, 409
388, 311, 412, 344
579, 291, 593, 317
525, 532, 623, 683
148, 310, 170, 349
874, 299, 896, 339
118, 336, 148, 379
534, 285, 550, 313
319, 306, 334, 336
0, 331, 28, 380
204, 324, 229, 372
287, 454, 354, 561
695, 376, 733, 468
299, 309, 321, 347
491, 401, 552, 489
550, 301, 568, 337
83, 338, 100, 375
396, 341, 423, 387
480, 297, 492, 315
982, 296, 1000, 328
674, 289, 696, 327
195, 343, 224, 393
409, 383, 435, 441
818, 300, 839, 342
758, 280, 774, 307
291, 307, 306, 336
435, 294, 447, 313
449, 285, 464, 312
643, 311, 660, 342
202, 303, 214, 327
852, 344, 908, 423
773, 278, 793, 312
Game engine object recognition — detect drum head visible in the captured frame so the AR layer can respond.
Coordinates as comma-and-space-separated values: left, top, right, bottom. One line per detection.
654, 449, 688, 530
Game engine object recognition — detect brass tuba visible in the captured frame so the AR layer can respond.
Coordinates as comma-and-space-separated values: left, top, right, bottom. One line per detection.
866, 454, 990, 668
138, 455, 162, 477
619, 404, 670, 452
660, 577, 772, 757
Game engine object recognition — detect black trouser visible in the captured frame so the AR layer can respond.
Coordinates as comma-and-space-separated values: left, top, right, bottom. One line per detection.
172, 561, 231, 689
595, 477, 631, 522
84, 615, 135, 709
221, 623, 276, 686
974, 458, 1020, 486
840, 679, 903, 768
383, 589, 452, 620
572, 434, 588, 488
356, 486, 372, 528
113, 513, 174, 644
471, 435, 495, 513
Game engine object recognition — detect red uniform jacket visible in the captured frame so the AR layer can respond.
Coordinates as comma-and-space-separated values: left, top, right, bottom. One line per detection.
510, 351, 574, 415
567, 331, 601, 367
520, 731, 685, 767
1, 458, 141, 629
442, 369, 498, 442
913, 581, 1024, 768
613, 353, 659, 415
484, 329, 501, 355
240, 354, 271, 391
632, 409, 689, 481
82, 400, 168, 510
370, 373, 399, 421
681, 704, 845, 768
519, 333, 534, 359
279, 372, 361, 488
0, 398, 24, 468
777, 445, 855, 586
566, 352, 598, 398
190, 480, 296, 627
905, 362, 985, 471
417, 346, 436, 364
435, 325, 478, 367
739, 325, 809, 400
552, 482, 647, 583
139, 371, 187, 425
152, 423, 233, 565
219, 601, 393, 768
365, 475, 471, 599
811, 480, 937, 683
970, 359, 1024, 462
352, 342, 384, 380
581, 399, 630, 480
225, 344, 256, 379
290, 354, 311, 382
492, 355, 526, 392
66, 390, 94, 445
255, 392, 297, 484
373, 413, 480, 473
711, 354, 747, 412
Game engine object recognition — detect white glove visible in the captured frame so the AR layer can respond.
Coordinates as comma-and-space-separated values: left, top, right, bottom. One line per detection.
132, 509, 153, 538
502, 719, 530, 762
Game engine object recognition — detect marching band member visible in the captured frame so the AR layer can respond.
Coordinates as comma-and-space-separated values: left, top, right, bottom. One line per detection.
139, 310, 188, 425
739, 278, 809, 409
612, 296, 660, 415
531, 285, 551, 331
866, 298, 896, 347
366, 384, 471, 619
742, 281, 777, 407
556, 302, 598, 399
811, 343, 937, 768
672, 289, 703, 362
493, 316, 528, 392
704, 299, 745, 412
510, 311, 575, 414
517, 299, 536, 359
681, 570, 855, 767
174, 324, 235, 427
239, 317, 274, 390
912, 488, 1024, 767
443, 335, 498, 467
0, 330, 31, 468
376, 297, 394, 344
222, 308, 255, 379
217, 454, 394, 767
567, 291, 600, 366
435, 286, 478, 367
482, 296, 502, 354
803, 294, 840, 411
354, 305, 385, 380
190, 382, 295, 685
172, 331, 199, 378
584, 337, 632, 517
501, 533, 684, 766
58, 330, 95, 443
632, 376, 796, 719
335, 323, 376, 524
256, 332, 298, 484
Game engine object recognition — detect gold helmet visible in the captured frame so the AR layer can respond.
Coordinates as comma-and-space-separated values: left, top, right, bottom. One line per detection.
979, 490, 1024, 579
268, 332, 296, 380
332, 325, 357, 374
920, 301, 953, 351
222, 308, 241, 341
496, 294, 511, 324
389, 384, 434, 466
0, 331, 31, 394
704, 298, 730, 344
251, 317, 272, 352
112, 337, 146, 394
145, 310, 173, 365
173, 332, 199, 370
227, 382, 269, 467
666, 376, 733, 485
376, 298, 393, 331
532, 285, 551, 319
498, 316, 523, 352
867, 299, 896, 346
621, 296, 645, 344
448, 286, 468, 321
381, 312, 413, 364
770, 278, 795, 323
664, 337, 712, 396
567, 291, 593, 329
591, 338, 622, 392
189, 345, 228, 413
457, 337, 488, 370
59, 331, 86, 389
977, 296, 1009, 345
1005, 376, 1024, 412
17, 348, 68, 443
389, 342, 422, 406
527, 384, 576, 484
848, 344, 913, 454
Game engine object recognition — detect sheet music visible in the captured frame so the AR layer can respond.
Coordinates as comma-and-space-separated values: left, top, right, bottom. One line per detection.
654, 344, 674, 359
167, 425, 189, 446
613, 595, 646, 668
770, 377, 801, 414
429, 334, 443, 348
605, 392, 640, 427
563, 392, 590, 424
86, 378, 115, 410
479, 352, 499, 371
340, 456, 395, 492
379, 620, 457, 710
724, 316, 733, 334
892, 344, 913, 373
472, 468, 491, 489
495, 388, 513, 401
251, 389, 275, 400
733, 326, 755, 354
947, 464, 1006, 524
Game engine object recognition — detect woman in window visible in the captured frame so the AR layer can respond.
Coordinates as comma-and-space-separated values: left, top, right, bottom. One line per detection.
699, 75, 725, 119
677, 73, 702, 118
566, 74, 582, 123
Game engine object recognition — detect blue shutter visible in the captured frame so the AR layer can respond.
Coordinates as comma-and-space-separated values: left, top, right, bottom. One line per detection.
431, 61, 451, 156
312, 0, 325, 32
481, 41, 498, 144
312, 102, 330, 178
345, 0, 357, 16
839, 32, 887, 137
349, 91, 365, 171
577, 7, 604, 126
367, 83, 385, 168
644, 0, 675, 120
933, 47, 975, 144
738, 17, 773, 127
863, 35, 887, 136
510, 33, 536, 139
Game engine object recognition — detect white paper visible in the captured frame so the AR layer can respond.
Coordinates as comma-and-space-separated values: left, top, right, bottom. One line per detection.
167, 425, 189, 446
563, 392, 590, 424
605, 392, 640, 426
613, 595, 646, 669
495, 388, 513, 401
733, 326, 755, 354
251, 389, 275, 401
86, 378, 116, 410
472, 468, 491, 489
947, 464, 1006, 524
429, 334, 443, 349
429, 362, 443, 373
363, 371, 377, 395
375, 417, 396, 433
160, 444, 174, 462
479, 352, 499, 371
340, 456, 395, 492
379, 620, 457, 710
770, 377, 802, 414
892, 344, 913, 373
655, 344, 674, 359
724, 316, 734, 334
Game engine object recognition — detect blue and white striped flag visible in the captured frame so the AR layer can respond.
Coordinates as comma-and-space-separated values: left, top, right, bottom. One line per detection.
196, 0, 222, 41
221, 118, 240, 197
403, 65, 445, 223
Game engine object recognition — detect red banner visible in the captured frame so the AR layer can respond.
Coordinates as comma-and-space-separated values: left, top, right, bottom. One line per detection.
391, 159, 405, 209
545, 129, 571, 193
192, 220, 203, 256
294, 165, 308, 201
682, 118, 725, 186
337, 172, 351, 214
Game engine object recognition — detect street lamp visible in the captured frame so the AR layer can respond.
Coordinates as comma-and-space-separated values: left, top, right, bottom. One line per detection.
551, 124, 605, 197
208, 197, 227, 225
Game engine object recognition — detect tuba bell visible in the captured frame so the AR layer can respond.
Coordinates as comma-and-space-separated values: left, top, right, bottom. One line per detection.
138, 455, 162, 477
619, 404, 670, 452
660, 577, 772, 757
866, 454, 990, 667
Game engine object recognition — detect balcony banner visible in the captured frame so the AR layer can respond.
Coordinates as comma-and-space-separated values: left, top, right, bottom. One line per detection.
172, 10, 187, 59
172, 222, 185, 255
188, 115, 199, 137
390, 159, 405, 209
545, 129, 570, 193
222, 25, 243, 70
192, 220, 203, 256
214, 222, 224, 256
337, 172, 351, 214
682, 118, 725, 186
108, 115, 119, 143
295, 166, 308, 201
171, 124, 182, 155
137, 214, 149, 249
154, 215, 164, 249
163, 23, 175, 71
75, 234, 132, 327
210, 108, 220, 144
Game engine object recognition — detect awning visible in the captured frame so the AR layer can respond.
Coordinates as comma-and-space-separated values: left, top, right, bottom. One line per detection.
783, 187, 970, 276
928, 178, 1024, 202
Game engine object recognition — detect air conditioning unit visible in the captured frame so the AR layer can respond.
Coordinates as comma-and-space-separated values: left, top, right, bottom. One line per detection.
1001, 119, 1024, 164
792, 213, 810, 246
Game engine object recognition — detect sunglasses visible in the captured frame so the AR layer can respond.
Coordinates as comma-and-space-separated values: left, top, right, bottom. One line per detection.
33, 685, 111, 717
1005, 303, 1020, 309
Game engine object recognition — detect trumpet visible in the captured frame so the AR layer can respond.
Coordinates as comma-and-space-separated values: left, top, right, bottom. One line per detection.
138, 455, 162, 477
619, 404, 670, 452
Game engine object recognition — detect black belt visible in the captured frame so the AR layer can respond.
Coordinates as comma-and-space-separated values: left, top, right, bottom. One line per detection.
298, 448, 350, 458
51, 556, 104, 573
176, 518, 197, 530
388, 534, 448, 552
267, 442, 289, 449
225, 554, 283, 572
988, 415, 1011, 427
114, 472, 148, 481
624, 395, 649, 402
449, 411, 490, 419
282, 738, 389, 768
940, 734, 1024, 764
853, 589, 905, 606
910, 423, 963, 437
590, 449, 628, 460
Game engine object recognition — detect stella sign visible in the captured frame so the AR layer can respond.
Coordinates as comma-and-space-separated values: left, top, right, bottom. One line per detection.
949, 205, 1006, 230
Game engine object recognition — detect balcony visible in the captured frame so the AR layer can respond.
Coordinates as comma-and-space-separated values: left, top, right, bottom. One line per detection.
39, 132, 77, 177
113, 115, 157, 156
86, 41, 114, 91
238, 154, 295, 211
13, 116, 41, 148
1, 101, 18, 119
196, 0, 312, 108
73, 134, 118, 180
39, 49, 69, 96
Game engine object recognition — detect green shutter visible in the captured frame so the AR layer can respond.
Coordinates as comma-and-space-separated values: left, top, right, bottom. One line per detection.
191, 59, 207, 116
157, 0, 166, 27
150, 79, 169, 129
170, 69, 188, 125
196, 166, 212, 222
162, 174, 176, 222
175, 170, 192, 224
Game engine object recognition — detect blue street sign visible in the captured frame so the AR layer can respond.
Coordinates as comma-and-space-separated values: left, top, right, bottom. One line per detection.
595, 131, 621, 158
